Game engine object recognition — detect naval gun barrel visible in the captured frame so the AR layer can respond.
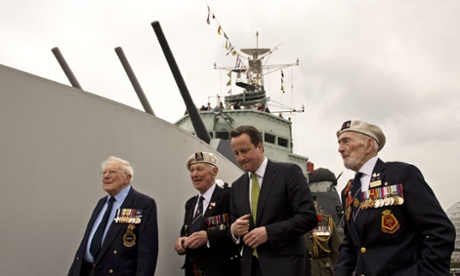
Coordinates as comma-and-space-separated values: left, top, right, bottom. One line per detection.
115, 47, 155, 116
151, 21, 211, 144
51, 47, 83, 90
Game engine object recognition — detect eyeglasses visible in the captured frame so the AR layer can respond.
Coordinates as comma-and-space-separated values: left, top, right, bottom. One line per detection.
100, 170, 125, 175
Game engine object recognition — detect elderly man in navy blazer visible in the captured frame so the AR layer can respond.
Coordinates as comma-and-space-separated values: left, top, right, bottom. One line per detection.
174, 152, 241, 276
229, 125, 318, 276
68, 156, 158, 276
335, 120, 455, 275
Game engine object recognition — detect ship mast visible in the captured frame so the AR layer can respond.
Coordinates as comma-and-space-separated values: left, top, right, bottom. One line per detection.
216, 32, 299, 111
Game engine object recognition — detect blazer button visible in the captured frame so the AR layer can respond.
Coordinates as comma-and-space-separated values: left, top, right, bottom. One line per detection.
113, 250, 118, 254
109, 269, 114, 273
360, 247, 366, 253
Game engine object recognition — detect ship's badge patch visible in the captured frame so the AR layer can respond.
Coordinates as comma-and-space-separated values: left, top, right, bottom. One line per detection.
381, 209, 400, 234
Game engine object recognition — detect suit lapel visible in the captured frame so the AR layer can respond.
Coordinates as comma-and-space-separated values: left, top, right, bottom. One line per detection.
373, 158, 386, 184
183, 196, 198, 236
254, 160, 276, 226
344, 183, 361, 244
96, 188, 136, 261
358, 159, 386, 234
83, 198, 106, 245
185, 196, 198, 226
240, 174, 252, 218
203, 186, 222, 218
199, 186, 223, 229
185, 185, 224, 234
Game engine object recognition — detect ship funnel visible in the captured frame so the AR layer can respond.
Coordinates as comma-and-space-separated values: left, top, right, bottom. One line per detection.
151, 21, 211, 144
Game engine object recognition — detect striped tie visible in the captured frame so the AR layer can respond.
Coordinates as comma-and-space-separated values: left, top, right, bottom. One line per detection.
189, 196, 204, 234
352, 173, 363, 235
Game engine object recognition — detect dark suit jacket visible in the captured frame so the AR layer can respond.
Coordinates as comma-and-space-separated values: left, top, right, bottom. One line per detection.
68, 187, 158, 276
230, 160, 318, 276
335, 159, 456, 276
179, 184, 241, 276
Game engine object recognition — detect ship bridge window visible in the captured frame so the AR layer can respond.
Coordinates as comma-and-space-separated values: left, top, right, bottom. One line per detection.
278, 137, 288, 148
216, 131, 229, 140
264, 133, 276, 144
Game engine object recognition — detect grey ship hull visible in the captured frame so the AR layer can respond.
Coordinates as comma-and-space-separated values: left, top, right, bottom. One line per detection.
0, 63, 242, 275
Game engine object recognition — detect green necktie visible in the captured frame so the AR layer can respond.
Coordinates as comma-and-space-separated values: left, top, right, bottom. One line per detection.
251, 173, 260, 258
251, 173, 260, 223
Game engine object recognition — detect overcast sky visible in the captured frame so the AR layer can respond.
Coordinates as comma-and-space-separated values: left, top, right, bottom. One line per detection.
2, 0, 459, 210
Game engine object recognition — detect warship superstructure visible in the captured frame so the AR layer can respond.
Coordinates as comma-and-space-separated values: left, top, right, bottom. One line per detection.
174, 33, 344, 230
175, 33, 308, 173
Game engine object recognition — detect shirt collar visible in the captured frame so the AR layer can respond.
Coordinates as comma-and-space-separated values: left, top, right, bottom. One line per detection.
358, 157, 378, 191
359, 156, 378, 176
200, 183, 216, 203
110, 185, 131, 203
253, 157, 268, 178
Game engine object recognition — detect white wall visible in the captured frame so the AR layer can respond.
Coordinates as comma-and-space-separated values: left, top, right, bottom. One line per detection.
0, 64, 242, 275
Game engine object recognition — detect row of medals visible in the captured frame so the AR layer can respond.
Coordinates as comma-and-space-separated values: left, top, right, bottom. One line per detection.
114, 208, 142, 224
358, 194, 404, 209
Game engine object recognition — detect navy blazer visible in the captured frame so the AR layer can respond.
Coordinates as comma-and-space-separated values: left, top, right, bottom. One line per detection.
230, 160, 318, 276
68, 187, 158, 276
179, 184, 241, 276
335, 159, 455, 276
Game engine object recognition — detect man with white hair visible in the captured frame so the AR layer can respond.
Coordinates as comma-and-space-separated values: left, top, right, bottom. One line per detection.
174, 152, 240, 276
68, 156, 158, 276
335, 120, 455, 275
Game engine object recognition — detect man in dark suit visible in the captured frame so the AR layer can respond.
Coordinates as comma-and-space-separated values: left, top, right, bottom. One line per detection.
69, 156, 158, 276
335, 120, 456, 275
174, 152, 240, 276
229, 125, 318, 276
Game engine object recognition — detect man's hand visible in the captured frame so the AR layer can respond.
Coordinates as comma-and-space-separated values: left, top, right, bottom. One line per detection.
231, 214, 251, 237
174, 237, 187, 254
243, 226, 268, 249
182, 231, 208, 249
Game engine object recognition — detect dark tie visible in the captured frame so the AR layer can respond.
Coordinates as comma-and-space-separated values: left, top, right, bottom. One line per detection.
189, 196, 204, 234
351, 173, 363, 234
90, 197, 115, 259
